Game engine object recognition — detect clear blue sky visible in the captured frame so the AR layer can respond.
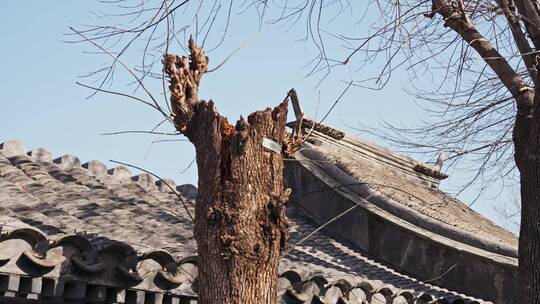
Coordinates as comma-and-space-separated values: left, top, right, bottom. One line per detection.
0, 1, 519, 232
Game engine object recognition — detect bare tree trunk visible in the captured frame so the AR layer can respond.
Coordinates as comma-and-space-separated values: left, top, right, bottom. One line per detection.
514, 94, 540, 303
164, 38, 289, 304
517, 166, 540, 303
514, 128, 540, 304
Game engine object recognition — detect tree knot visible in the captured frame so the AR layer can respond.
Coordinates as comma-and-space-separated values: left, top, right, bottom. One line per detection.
231, 117, 249, 155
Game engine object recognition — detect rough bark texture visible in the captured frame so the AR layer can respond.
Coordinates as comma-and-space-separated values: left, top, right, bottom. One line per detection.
164, 38, 289, 304
514, 92, 540, 303
516, 165, 540, 302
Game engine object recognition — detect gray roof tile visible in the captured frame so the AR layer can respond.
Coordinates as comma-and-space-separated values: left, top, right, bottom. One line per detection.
0, 141, 490, 303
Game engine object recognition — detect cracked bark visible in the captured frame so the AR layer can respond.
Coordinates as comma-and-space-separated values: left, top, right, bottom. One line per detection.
164, 38, 289, 304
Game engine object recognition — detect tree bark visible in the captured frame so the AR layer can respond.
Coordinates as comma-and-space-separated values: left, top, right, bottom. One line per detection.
164, 38, 289, 304
514, 91, 540, 304
517, 165, 540, 302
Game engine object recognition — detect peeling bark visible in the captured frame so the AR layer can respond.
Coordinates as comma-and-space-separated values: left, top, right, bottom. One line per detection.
164, 38, 289, 304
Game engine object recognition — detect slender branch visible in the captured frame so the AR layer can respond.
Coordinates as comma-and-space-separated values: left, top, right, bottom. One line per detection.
101, 130, 180, 136
70, 26, 173, 123
110, 159, 194, 221
432, 0, 534, 112
76, 81, 160, 110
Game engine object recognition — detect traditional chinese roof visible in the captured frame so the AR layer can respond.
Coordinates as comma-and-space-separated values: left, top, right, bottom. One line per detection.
285, 120, 518, 303
298, 120, 517, 251
0, 140, 493, 303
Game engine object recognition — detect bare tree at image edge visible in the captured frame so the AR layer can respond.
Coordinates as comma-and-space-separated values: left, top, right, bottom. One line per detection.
163, 38, 290, 304
421, 1, 540, 301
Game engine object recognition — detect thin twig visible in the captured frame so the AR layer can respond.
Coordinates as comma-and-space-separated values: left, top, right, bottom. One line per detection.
70, 27, 173, 123
110, 159, 194, 221
101, 130, 180, 136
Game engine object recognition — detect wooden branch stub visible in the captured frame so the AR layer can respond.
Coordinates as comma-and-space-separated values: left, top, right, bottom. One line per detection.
164, 37, 209, 133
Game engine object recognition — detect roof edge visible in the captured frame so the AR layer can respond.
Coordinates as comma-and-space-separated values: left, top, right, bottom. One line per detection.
0, 140, 196, 196
296, 146, 517, 259
285, 155, 517, 302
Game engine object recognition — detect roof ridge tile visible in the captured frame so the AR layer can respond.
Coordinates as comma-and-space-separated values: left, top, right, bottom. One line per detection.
53, 155, 81, 170
0, 140, 27, 158
27, 148, 52, 163
106, 166, 131, 179
132, 173, 157, 190
156, 179, 177, 193
81, 160, 107, 175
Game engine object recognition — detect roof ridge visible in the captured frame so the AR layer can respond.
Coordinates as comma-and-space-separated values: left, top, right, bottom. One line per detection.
0, 139, 197, 195
291, 119, 447, 187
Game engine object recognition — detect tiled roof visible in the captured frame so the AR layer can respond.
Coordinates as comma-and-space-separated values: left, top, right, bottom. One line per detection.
0, 140, 490, 303
285, 121, 518, 303
301, 127, 517, 253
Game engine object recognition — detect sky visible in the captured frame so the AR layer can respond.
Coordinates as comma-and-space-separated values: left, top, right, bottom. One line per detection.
0, 1, 519, 233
